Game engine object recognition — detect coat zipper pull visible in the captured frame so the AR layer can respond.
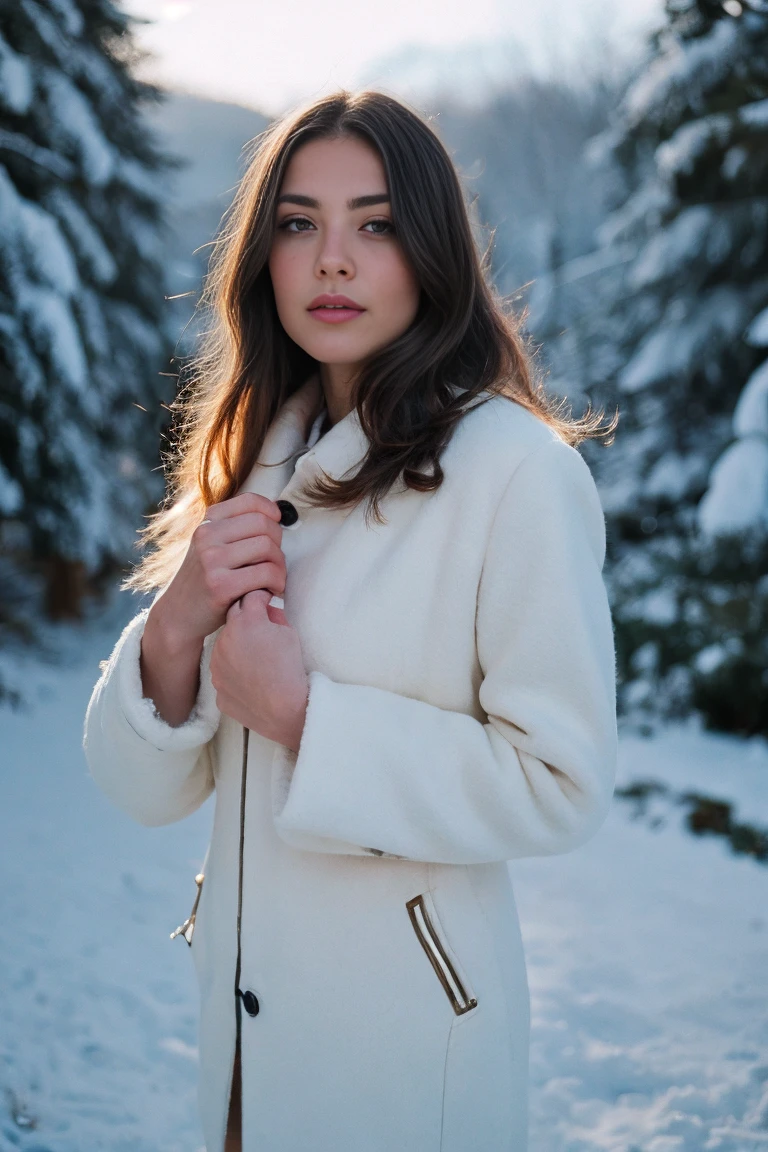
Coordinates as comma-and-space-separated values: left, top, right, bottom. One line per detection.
170, 872, 205, 945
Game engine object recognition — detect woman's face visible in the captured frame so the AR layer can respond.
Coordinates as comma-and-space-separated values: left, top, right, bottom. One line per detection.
268, 134, 421, 387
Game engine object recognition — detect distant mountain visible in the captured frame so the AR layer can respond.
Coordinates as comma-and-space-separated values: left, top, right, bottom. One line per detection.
356, 37, 534, 110
144, 90, 270, 209
141, 91, 270, 349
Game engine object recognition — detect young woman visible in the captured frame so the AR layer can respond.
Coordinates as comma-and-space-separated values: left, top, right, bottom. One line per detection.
84, 89, 618, 1152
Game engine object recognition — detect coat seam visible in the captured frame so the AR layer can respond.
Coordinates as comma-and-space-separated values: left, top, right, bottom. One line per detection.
439, 1016, 451, 1152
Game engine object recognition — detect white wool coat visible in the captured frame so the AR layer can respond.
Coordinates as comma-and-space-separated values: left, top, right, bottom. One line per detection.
83, 371, 618, 1152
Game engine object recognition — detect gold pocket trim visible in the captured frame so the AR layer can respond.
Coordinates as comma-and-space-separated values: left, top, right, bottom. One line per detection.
406, 893, 478, 1016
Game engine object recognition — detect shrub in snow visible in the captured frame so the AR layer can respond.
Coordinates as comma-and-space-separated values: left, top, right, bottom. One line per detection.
0, 0, 178, 647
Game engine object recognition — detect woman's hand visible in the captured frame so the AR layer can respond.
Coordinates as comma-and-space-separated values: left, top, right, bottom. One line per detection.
151, 492, 288, 647
210, 589, 309, 752
140, 493, 287, 726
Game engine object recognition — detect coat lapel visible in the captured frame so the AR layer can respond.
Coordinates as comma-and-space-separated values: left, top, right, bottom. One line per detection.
239, 372, 371, 510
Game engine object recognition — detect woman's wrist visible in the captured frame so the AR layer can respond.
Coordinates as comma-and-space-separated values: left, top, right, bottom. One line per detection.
144, 594, 205, 661
140, 600, 205, 725
281, 683, 309, 754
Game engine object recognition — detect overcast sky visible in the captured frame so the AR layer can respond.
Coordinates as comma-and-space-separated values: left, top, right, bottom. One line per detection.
120, 0, 666, 117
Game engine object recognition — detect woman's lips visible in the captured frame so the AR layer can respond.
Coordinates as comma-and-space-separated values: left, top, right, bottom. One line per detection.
308, 306, 366, 323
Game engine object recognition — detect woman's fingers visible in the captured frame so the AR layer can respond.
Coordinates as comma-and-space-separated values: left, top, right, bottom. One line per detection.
206, 511, 284, 548
187, 495, 290, 626
204, 492, 282, 526
225, 597, 243, 625
225, 588, 285, 631
218, 535, 285, 572
198, 557, 286, 619
240, 589, 273, 611
228, 561, 286, 602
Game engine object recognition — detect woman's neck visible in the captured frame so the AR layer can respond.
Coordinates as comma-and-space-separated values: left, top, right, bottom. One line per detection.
319, 363, 358, 427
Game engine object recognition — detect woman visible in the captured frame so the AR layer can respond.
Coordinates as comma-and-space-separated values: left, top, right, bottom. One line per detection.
84, 88, 618, 1152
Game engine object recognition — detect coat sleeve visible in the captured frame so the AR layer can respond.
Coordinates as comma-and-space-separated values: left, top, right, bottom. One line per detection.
83, 608, 220, 827
271, 437, 618, 864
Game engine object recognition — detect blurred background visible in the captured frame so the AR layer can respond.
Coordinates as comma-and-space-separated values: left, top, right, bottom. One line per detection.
1, 2, 767, 1150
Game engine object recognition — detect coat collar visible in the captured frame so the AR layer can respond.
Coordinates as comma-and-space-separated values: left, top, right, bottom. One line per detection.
239, 372, 371, 507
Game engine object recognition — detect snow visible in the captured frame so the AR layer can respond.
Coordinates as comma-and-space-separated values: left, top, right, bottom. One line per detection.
619, 287, 746, 393
16, 285, 86, 395
0, 597, 207, 1152
0, 163, 24, 240
0, 314, 46, 406
75, 286, 111, 359
41, 69, 115, 188
620, 327, 681, 393
20, 0, 72, 67
746, 307, 768, 347
656, 114, 731, 181
44, 0, 85, 38
623, 19, 739, 129
698, 351, 768, 537
698, 437, 768, 536
740, 98, 768, 129
0, 32, 33, 115
1, 593, 767, 1151
733, 360, 768, 439
106, 301, 164, 362
722, 144, 748, 181
625, 585, 680, 627
37, 431, 136, 568
73, 44, 125, 107
527, 244, 634, 330
628, 205, 712, 289
596, 181, 673, 249
0, 459, 22, 515
0, 127, 75, 181
116, 156, 171, 203
44, 189, 117, 287
693, 642, 728, 676
17, 201, 79, 297
645, 451, 707, 501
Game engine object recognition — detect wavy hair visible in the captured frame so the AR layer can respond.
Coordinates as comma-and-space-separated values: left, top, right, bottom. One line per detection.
126, 87, 613, 592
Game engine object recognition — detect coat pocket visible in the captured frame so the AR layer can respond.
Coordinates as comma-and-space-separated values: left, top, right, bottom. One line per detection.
170, 871, 204, 946
406, 892, 478, 1016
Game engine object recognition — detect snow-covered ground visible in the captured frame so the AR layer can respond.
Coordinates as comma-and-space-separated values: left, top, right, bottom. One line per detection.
1, 593, 767, 1152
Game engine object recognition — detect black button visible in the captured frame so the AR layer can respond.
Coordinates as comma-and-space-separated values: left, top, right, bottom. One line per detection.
276, 499, 299, 527
240, 990, 260, 1017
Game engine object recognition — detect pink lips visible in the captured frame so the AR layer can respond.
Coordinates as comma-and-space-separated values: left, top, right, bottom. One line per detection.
308, 293, 366, 323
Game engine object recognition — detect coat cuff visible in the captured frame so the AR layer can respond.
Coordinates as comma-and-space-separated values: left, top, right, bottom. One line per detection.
113, 609, 221, 752
270, 670, 404, 858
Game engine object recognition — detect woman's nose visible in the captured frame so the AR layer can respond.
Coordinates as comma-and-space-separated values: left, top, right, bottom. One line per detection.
315, 232, 354, 278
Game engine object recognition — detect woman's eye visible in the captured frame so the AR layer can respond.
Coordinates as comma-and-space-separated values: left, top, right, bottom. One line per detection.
363, 218, 395, 235
278, 217, 313, 232
277, 217, 395, 235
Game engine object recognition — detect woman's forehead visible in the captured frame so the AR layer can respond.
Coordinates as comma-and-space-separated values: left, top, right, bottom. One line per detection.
279, 135, 388, 199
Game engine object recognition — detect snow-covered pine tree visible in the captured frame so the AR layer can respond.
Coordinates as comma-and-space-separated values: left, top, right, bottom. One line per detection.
0, 0, 176, 646
532, 0, 768, 735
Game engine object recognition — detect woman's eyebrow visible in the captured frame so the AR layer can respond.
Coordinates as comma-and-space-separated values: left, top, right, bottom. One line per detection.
276, 193, 390, 210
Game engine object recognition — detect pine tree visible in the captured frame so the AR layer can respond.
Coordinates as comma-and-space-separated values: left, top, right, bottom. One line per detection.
532, 0, 768, 735
0, 0, 176, 656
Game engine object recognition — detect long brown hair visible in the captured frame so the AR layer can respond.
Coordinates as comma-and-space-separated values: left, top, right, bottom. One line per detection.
127, 88, 612, 593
